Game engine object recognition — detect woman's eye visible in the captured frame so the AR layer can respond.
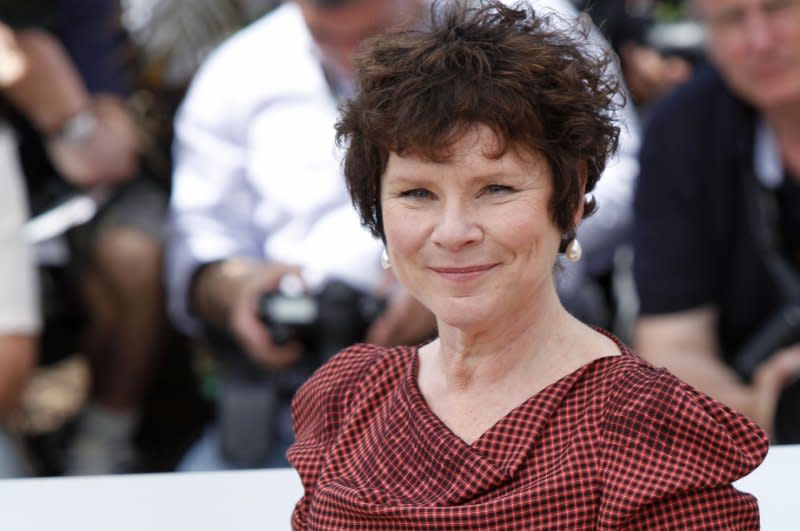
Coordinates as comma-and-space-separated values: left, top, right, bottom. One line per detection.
400, 188, 434, 199
483, 184, 513, 195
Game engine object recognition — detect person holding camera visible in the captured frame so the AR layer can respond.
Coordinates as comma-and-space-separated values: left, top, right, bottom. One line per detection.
633, 0, 800, 441
287, 2, 767, 528
166, 0, 439, 472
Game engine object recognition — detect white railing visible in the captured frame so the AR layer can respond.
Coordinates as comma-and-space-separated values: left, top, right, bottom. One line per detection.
0, 444, 796, 530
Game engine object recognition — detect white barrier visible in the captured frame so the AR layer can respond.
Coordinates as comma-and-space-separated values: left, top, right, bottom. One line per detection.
0, 468, 302, 531
0, 444, 796, 530
736, 444, 800, 530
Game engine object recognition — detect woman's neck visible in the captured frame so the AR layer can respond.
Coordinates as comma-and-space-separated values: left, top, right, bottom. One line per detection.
428, 283, 580, 392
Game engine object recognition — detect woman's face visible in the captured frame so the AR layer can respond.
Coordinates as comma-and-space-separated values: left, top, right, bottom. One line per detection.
380, 126, 565, 333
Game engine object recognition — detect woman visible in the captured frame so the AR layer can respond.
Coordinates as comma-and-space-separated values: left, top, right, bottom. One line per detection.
287, 1, 768, 528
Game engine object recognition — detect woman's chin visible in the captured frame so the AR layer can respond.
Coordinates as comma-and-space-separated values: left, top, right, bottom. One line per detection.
433, 303, 496, 333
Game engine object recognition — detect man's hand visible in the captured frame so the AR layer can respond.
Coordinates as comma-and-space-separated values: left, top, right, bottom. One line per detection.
0, 22, 26, 87
46, 94, 140, 186
193, 259, 303, 369
0, 26, 88, 127
366, 278, 436, 347
621, 43, 692, 106
751, 343, 800, 440
0, 26, 139, 186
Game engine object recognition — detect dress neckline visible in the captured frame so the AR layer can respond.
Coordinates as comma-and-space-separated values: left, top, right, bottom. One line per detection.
399, 329, 631, 474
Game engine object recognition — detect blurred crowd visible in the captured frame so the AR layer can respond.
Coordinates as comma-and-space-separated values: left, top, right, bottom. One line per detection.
0, 0, 797, 477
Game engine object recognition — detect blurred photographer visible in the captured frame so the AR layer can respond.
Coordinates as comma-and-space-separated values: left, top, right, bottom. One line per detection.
167, 0, 437, 471
0, 2, 168, 475
633, 0, 800, 441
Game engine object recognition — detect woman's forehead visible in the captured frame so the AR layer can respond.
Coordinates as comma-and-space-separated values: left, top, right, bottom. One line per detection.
390, 124, 543, 167
384, 131, 548, 182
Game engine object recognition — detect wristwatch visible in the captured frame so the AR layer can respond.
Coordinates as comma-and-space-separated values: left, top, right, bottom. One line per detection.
51, 109, 98, 144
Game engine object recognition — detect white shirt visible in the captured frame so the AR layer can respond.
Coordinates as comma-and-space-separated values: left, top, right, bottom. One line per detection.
0, 124, 41, 334
166, 4, 384, 333
166, 0, 640, 333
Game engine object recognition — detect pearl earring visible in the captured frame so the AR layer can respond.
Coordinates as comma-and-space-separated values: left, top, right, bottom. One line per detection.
381, 248, 391, 270
565, 238, 582, 262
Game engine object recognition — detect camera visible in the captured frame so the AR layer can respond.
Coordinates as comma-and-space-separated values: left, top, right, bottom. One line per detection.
217, 279, 386, 466
257, 279, 387, 361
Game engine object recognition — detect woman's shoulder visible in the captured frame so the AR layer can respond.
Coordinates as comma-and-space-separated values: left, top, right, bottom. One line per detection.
587, 351, 767, 526
303, 343, 412, 395
291, 344, 414, 437
597, 349, 768, 489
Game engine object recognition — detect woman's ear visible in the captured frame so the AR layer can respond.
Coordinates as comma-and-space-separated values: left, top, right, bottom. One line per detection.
573, 161, 588, 225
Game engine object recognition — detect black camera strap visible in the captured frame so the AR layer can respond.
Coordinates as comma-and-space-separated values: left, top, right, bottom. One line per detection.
746, 174, 800, 301
733, 162, 800, 377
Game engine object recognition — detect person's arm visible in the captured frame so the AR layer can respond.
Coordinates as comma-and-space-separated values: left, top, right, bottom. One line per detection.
165, 44, 305, 368
635, 306, 754, 418
620, 43, 692, 108
0, 23, 138, 186
0, 125, 39, 415
0, 335, 36, 415
190, 258, 302, 368
636, 306, 800, 439
632, 80, 745, 414
0, 22, 88, 134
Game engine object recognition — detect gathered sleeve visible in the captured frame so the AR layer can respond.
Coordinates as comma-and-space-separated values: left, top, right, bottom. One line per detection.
287, 344, 383, 529
598, 367, 768, 529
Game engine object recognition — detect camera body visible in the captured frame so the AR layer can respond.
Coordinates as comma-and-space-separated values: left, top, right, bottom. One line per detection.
257, 279, 387, 361
217, 280, 387, 466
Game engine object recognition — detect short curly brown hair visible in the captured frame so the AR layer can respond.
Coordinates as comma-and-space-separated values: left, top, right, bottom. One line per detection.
336, 0, 621, 247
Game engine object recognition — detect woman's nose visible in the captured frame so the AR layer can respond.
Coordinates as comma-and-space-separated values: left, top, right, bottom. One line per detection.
430, 199, 482, 251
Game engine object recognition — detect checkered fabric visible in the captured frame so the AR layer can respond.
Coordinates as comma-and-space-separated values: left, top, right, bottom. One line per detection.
288, 334, 768, 530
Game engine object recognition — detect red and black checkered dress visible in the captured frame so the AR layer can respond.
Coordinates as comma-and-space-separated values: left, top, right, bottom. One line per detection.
288, 336, 768, 530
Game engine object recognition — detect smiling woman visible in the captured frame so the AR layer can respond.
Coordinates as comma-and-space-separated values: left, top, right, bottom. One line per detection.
380, 127, 560, 334
286, 1, 769, 529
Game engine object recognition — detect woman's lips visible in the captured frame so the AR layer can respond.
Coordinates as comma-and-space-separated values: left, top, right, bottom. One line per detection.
431, 264, 497, 281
